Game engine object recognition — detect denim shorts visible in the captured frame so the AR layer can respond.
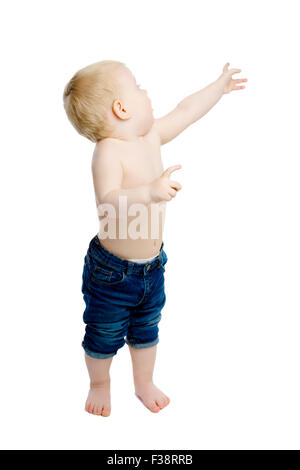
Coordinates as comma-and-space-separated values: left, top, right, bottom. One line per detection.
81, 235, 168, 359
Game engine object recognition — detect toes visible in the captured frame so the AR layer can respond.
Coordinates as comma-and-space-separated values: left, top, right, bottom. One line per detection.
101, 406, 111, 417
156, 398, 165, 408
90, 404, 96, 414
135, 388, 170, 413
86, 401, 101, 415
155, 400, 165, 409
156, 396, 171, 409
95, 406, 103, 415
85, 387, 111, 416
86, 403, 109, 416
85, 402, 92, 413
149, 402, 161, 413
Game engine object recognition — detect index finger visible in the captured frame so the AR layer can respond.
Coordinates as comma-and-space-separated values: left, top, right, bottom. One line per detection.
163, 164, 182, 177
230, 68, 242, 75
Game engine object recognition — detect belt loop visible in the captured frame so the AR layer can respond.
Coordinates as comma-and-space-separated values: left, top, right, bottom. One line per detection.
126, 262, 132, 276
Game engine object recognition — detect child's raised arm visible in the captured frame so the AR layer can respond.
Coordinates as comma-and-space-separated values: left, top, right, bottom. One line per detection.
154, 62, 247, 146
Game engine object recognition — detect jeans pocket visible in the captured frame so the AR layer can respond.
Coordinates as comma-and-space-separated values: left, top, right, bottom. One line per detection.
89, 257, 127, 286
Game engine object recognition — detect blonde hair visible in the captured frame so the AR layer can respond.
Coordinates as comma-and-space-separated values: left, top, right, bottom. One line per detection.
63, 60, 125, 142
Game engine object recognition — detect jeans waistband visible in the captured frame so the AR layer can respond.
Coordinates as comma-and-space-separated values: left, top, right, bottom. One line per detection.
88, 235, 165, 275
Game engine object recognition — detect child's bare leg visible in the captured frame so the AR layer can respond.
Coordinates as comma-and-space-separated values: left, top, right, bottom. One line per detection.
84, 353, 113, 417
128, 344, 170, 413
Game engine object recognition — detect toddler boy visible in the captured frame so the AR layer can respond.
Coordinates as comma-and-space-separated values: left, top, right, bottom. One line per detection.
63, 60, 247, 416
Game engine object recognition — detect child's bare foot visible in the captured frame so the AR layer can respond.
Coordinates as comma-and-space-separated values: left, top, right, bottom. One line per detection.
85, 378, 111, 417
134, 381, 170, 413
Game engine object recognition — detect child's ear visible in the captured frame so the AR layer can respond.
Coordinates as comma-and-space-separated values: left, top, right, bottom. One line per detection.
112, 99, 131, 120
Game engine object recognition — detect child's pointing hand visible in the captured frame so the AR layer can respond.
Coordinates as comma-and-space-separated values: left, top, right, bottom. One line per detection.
218, 62, 248, 94
150, 165, 182, 202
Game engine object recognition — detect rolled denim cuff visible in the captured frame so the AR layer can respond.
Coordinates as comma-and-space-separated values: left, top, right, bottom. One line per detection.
125, 337, 159, 349
82, 342, 117, 359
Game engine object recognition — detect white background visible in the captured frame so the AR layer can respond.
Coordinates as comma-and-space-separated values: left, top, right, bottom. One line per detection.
1, 0, 299, 450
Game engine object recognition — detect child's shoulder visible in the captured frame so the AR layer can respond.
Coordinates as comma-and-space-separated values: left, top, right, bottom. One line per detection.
93, 137, 122, 158
94, 137, 122, 152
95, 123, 160, 151
91, 139, 123, 175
